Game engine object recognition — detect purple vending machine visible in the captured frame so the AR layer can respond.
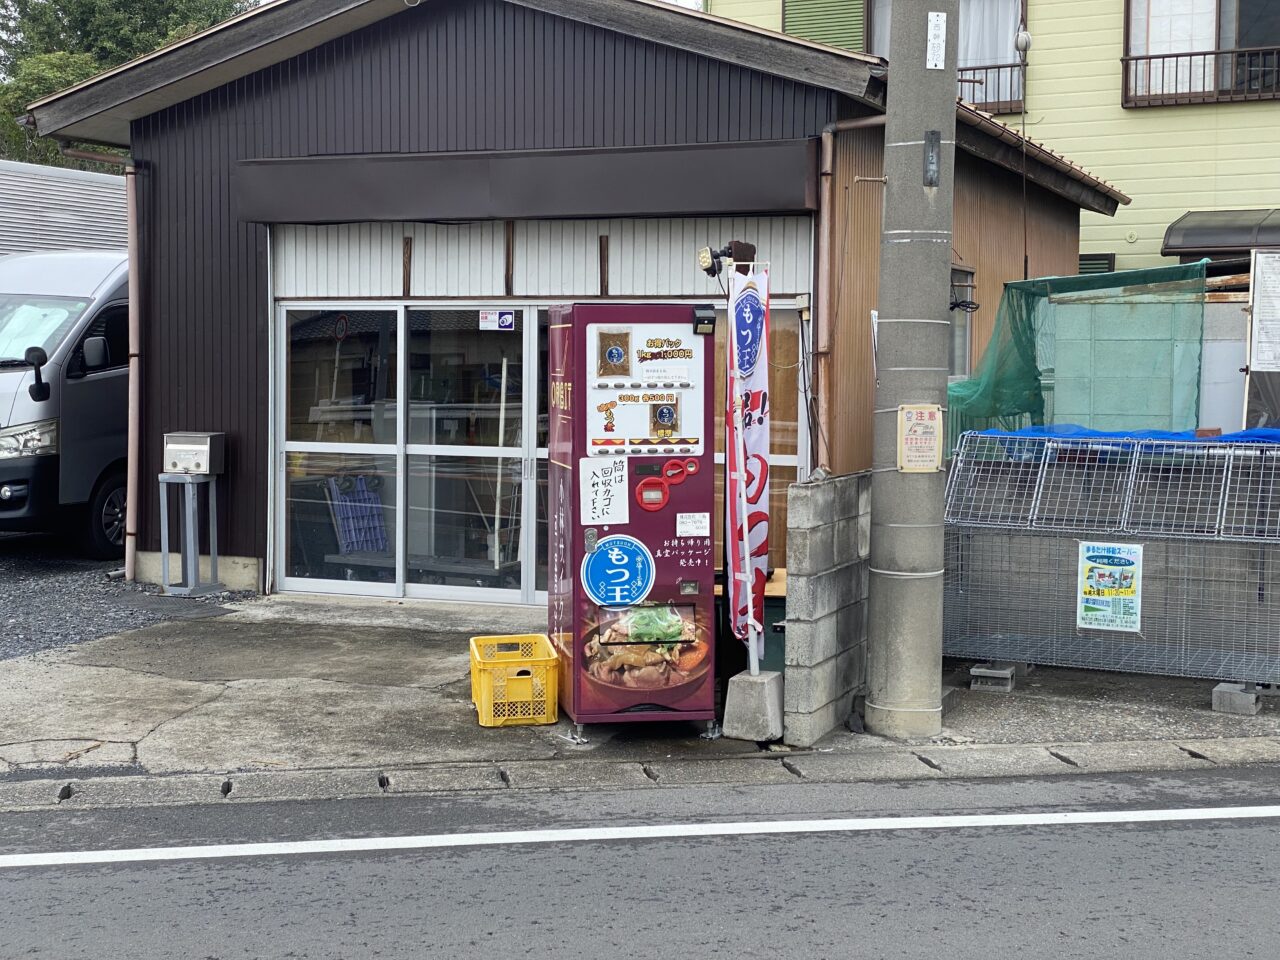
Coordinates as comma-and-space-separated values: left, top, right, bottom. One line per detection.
548, 303, 717, 735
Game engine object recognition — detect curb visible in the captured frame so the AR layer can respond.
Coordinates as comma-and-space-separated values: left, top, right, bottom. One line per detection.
2, 736, 1279, 813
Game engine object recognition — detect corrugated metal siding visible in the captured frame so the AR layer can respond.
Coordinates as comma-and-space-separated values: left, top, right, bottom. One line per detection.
130, 0, 839, 564
0, 160, 126, 256
784, 0, 865, 52
409, 222, 507, 297
513, 220, 600, 297
273, 224, 402, 297
827, 125, 883, 474
274, 216, 814, 299
953, 151, 1080, 364
825, 133, 1080, 475
602, 217, 813, 296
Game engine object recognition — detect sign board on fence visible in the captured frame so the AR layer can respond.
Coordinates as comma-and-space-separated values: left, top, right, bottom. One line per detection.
1077, 542, 1143, 632
1250, 250, 1280, 372
897, 404, 943, 472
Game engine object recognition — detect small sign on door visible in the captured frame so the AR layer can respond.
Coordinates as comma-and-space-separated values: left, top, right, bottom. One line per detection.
480, 310, 516, 332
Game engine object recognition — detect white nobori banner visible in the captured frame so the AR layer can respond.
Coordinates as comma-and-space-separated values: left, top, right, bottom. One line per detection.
726, 267, 771, 659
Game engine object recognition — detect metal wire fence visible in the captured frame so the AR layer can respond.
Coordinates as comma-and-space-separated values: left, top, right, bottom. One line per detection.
944, 433, 1280, 682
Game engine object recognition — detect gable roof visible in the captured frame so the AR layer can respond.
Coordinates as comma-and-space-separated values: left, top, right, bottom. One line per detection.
24, 0, 1127, 212
27, 0, 883, 146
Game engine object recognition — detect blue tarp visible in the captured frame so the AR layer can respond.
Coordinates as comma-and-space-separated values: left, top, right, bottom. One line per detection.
975, 424, 1280, 445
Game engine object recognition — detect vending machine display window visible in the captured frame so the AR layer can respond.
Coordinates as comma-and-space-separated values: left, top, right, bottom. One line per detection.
583, 604, 709, 692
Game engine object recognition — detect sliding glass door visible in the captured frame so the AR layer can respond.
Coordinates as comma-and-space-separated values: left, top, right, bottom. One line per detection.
276, 303, 544, 603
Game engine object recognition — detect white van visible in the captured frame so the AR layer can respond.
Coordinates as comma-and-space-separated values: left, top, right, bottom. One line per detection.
0, 250, 128, 557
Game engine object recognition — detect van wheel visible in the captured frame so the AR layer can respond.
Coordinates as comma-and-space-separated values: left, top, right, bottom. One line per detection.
86, 472, 127, 560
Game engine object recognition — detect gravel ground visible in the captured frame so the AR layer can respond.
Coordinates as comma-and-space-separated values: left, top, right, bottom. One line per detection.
0, 534, 256, 661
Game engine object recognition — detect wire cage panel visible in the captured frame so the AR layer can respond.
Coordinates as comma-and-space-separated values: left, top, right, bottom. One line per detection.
1125, 442, 1230, 538
949, 433, 1280, 542
1030, 441, 1134, 532
945, 530, 1280, 682
1222, 448, 1280, 540
945, 433, 1280, 683
945, 434, 1045, 526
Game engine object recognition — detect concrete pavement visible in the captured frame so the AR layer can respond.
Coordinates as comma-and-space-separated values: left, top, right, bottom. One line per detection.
4, 593, 1280, 811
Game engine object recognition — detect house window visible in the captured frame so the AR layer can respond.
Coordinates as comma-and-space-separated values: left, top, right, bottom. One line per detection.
1124, 0, 1280, 105
783, 0, 867, 52
871, 0, 1026, 113
949, 267, 976, 380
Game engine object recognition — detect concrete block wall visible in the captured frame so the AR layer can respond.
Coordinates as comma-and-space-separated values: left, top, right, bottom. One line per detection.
783, 472, 871, 747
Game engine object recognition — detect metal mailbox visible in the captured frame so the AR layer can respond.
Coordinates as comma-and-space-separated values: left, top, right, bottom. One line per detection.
163, 432, 225, 475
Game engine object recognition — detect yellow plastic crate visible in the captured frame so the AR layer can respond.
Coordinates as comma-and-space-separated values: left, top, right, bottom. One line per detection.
469, 634, 559, 727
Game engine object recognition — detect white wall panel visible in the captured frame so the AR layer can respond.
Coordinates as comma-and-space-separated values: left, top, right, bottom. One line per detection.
273, 223, 403, 297
275, 215, 812, 299
603, 216, 813, 297
512, 219, 600, 296
408, 221, 505, 297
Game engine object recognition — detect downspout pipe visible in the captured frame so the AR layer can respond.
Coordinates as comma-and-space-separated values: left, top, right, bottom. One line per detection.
56, 143, 142, 582
123, 166, 141, 582
815, 114, 887, 472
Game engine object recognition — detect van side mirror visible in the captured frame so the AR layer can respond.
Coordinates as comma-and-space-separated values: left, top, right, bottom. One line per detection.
24, 347, 50, 402
83, 336, 109, 371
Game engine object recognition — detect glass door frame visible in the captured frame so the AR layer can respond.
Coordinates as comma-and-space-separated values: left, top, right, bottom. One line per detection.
271, 297, 808, 606
401, 302, 535, 605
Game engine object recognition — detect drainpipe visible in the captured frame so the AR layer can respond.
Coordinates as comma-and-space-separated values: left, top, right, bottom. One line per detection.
57, 144, 142, 581
815, 114, 887, 472
123, 167, 141, 582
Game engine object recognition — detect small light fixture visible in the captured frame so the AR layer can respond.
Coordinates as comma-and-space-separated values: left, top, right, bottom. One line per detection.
0, 485, 10, 500
696, 244, 734, 278
693, 305, 716, 336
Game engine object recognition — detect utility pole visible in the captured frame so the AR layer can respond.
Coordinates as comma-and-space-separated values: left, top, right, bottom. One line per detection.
865, 0, 958, 739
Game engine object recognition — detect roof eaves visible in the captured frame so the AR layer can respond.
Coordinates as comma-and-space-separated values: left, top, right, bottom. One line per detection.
955, 101, 1131, 208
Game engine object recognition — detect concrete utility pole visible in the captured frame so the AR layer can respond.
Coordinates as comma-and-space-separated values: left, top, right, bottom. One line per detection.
865, 0, 958, 739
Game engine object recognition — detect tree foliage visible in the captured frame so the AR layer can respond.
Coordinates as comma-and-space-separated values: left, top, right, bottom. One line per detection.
1, 0, 254, 167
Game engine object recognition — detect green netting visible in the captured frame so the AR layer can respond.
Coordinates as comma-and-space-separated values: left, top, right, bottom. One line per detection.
948, 261, 1208, 448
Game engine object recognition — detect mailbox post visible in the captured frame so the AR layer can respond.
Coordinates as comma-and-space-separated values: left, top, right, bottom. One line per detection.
159, 432, 226, 596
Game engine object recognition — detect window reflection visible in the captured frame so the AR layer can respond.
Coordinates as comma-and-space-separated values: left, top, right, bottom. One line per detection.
287, 310, 397, 444
407, 310, 523, 447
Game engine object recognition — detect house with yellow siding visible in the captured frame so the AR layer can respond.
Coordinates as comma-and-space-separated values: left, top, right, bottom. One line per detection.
706, 0, 1280, 270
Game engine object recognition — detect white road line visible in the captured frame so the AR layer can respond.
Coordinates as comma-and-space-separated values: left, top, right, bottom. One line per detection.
2, 805, 1277, 870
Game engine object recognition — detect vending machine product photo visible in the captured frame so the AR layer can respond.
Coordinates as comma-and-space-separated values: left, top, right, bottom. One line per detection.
547, 303, 718, 735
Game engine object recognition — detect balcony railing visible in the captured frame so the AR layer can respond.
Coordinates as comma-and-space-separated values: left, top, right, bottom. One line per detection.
958, 63, 1024, 114
1123, 47, 1280, 107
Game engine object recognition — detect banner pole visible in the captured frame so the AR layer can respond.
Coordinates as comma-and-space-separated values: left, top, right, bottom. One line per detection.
733, 387, 760, 676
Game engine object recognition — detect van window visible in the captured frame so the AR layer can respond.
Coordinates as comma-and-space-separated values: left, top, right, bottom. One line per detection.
0, 296, 90, 360
70, 304, 129, 373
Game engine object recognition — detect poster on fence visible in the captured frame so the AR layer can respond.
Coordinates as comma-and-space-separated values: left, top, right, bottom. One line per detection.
1077, 542, 1143, 633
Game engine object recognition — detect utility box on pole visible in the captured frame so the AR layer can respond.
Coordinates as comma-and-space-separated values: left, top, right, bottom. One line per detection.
865, 0, 959, 739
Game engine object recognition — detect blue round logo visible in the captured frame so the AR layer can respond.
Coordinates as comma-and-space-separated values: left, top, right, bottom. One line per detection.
581, 535, 655, 608
655, 404, 676, 426
605, 345, 625, 366
733, 288, 766, 375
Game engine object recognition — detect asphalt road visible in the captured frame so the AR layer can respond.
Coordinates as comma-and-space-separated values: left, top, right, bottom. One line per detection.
3, 767, 1280, 959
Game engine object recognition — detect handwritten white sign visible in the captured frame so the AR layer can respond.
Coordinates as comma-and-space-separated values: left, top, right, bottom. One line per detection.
580, 457, 629, 526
